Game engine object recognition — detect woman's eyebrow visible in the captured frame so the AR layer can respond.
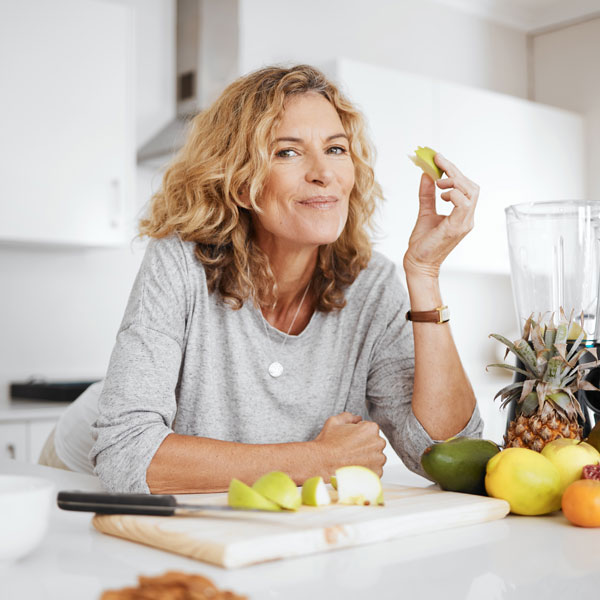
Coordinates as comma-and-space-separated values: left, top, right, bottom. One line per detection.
274, 133, 349, 143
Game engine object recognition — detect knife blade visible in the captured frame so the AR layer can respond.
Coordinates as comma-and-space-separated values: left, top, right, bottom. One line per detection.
57, 490, 268, 516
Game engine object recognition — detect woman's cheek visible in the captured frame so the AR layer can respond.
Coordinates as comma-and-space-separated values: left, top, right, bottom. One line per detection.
336, 212, 346, 238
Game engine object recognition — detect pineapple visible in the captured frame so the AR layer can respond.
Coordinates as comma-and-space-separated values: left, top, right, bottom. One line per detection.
488, 310, 599, 452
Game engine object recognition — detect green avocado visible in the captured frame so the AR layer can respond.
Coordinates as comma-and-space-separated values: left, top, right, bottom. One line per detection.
420, 437, 500, 495
584, 420, 600, 453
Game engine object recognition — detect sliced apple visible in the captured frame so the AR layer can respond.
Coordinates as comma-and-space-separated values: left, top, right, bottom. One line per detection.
408, 146, 443, 181
335, 465, 384, 506
330, 475, 337, 490
227, 478, 282, 511
252, 471, 301, 511
301, 476, 331, 507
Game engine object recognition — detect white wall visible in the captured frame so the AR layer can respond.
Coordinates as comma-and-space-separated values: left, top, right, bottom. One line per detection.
0, 0, 547, 447
532, 17, 600, 201
0, 0, 176, 400
239, 0, 529, 99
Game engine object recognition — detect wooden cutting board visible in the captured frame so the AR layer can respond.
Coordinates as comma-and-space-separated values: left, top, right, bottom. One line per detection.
93, 484, 509, 569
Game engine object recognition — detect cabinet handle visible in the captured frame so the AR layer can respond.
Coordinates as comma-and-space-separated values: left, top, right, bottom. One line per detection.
6, 443, 16, 459
110, 178, 122, 229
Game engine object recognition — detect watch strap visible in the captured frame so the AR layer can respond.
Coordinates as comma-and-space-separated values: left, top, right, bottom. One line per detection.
406, 305, 450, 324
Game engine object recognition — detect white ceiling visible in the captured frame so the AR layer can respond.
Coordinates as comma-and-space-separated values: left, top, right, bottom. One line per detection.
432, 0, 600, 32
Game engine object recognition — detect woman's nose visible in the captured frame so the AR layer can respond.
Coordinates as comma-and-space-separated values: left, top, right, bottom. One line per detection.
305, 154, 333, 186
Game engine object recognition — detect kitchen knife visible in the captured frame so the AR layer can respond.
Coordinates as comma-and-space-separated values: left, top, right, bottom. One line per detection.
57, 490, 267, 516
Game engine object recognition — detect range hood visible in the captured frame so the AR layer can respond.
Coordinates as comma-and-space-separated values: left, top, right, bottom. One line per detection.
137, 0, 240, 168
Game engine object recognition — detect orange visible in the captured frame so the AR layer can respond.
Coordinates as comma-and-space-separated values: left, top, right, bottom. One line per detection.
561, 479, 600, 527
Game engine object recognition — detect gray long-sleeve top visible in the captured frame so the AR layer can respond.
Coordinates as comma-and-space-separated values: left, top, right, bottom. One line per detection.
90, 235, 483, 492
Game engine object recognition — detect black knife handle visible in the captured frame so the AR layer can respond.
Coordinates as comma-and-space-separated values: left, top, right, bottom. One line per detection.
57, 490, 177, 516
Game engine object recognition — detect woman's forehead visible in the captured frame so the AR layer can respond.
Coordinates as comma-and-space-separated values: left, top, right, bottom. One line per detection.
275, 92, 345, 136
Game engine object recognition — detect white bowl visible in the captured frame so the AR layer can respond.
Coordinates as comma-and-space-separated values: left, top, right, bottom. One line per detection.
0, 475, 54, 564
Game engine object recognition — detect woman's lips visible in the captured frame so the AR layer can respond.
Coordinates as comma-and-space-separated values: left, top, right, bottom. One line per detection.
297, 196, 339, 208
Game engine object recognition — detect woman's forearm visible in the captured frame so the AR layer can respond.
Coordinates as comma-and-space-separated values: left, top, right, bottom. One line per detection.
406, 272, 477, 440
146, 433, 323, 494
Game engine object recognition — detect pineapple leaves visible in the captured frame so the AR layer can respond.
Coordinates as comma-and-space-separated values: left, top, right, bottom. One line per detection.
566, 347, 589, 369
546, 392, 570, 421
486, 364, 534, 379
557, 388, 585, 420
577, 379, 600, 392
487, 333, 539, 377
514, 339, 539, 375
493, 381, 527, 401
519, 379, 536, 403
520, 392, 538, 417
543, 326, 557, 350
555, 320, 569, 346
547, 391, 571, 411
490, 309, 598, 428
566, 329, 586, 360
499, 391, 520, 411
544, 356, 563, 385
536, 381, 549, 412
530, 324, 546, 354
522, 315, 532, 341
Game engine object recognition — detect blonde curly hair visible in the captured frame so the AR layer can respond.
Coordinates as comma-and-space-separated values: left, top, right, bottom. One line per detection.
139, 64, 383, 311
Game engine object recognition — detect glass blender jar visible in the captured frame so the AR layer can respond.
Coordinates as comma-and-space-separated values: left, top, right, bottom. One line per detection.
505, 200, 600, 427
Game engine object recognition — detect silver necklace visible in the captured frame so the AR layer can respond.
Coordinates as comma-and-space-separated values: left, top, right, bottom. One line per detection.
259, 280, 311, 378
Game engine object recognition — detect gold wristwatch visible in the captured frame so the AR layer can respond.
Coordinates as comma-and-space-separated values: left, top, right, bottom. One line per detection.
405, 305, 450, 324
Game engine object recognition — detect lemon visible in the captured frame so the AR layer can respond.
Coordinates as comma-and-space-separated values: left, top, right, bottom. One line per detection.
485, 448, 562, 515
567, 321, 587, 341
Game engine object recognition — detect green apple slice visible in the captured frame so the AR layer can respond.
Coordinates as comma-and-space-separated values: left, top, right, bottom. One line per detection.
335, 465, 384, 506
408, 146, 443, 180
227, 478, 282, 511
252, 471, 301, 511
301, 476, 332, 507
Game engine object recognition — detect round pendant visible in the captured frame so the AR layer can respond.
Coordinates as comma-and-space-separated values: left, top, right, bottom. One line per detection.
268, 361, 283, 378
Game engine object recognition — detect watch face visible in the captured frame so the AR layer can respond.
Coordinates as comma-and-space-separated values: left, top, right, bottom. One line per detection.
439, 307, 450, 322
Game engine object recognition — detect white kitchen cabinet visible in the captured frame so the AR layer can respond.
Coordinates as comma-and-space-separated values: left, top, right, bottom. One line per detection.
332, 59, 586, 274
28, 419, 59, 463
0, 0, 135, 247
0, 422, 28, 461
333, 60, 437, 266
437, 81, 586, 273
0, 420, 57, 463
0, 400, 68, 463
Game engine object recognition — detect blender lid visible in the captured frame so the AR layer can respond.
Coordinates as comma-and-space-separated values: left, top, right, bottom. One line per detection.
505, 200, 600, 220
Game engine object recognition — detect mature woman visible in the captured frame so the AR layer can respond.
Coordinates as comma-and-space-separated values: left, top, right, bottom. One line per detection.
87, 64, 482, 494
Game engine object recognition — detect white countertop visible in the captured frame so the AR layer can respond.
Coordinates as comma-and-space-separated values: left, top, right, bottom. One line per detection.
0, 398, 71, 422
1, 459, 598, 599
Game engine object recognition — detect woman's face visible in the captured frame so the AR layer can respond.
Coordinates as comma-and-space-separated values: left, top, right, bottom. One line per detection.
251, 92, 355, 252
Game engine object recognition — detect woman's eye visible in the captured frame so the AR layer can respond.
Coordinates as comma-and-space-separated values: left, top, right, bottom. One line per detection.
275, 149, 298, 158
328, 146, 347, 155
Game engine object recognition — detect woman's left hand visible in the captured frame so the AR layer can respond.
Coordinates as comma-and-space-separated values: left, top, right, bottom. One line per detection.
403, 153, 479, 279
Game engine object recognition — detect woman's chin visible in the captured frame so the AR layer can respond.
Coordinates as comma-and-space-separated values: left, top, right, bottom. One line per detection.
298, 215, 347, 246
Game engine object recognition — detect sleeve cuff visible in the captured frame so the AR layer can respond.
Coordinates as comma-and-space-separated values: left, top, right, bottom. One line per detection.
393, 403, 485, 481
91, 425, 173, 494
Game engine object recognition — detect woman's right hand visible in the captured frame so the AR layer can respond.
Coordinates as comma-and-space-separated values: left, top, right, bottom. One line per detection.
311, 412, 387, 477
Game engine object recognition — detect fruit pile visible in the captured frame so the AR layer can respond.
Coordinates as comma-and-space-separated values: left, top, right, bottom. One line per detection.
420, 430, 600, 527
227, 465, 384, 512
